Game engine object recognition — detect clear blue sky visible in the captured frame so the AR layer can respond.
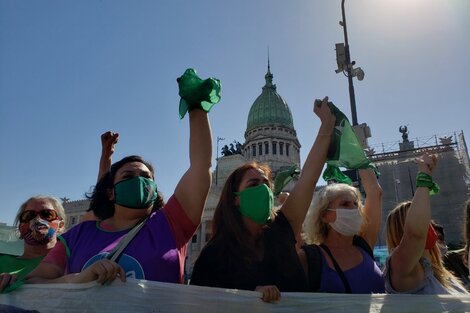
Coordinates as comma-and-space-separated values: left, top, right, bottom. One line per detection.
1, 0, 469, 225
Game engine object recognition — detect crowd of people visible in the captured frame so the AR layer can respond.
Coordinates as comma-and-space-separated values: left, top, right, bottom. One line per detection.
1, 93, 469, 303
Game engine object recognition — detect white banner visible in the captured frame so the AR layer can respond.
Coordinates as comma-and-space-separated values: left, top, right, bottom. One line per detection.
1, 279, 470, 313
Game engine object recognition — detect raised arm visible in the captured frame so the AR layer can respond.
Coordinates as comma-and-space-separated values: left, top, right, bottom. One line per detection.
174, 109, 212, 225
389, 154, 437, 290
281, 97, 335, 237
358, 168, 383, 248
97, 131, 119, 181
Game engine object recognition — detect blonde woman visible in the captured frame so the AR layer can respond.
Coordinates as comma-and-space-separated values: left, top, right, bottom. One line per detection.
0, 196, 66, 292
384, 154, 467, 294
299, 168, 383, 293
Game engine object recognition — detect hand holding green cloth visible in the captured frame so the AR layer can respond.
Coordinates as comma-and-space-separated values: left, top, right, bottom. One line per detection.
1, 279, 24, 293
177, 68, 221, 119
273, 164, 300, 196
321, 101, 379, 184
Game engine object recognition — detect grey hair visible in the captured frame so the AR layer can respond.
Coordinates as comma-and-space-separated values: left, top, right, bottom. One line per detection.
14, 195, 66, 233
302, 183, 363, 245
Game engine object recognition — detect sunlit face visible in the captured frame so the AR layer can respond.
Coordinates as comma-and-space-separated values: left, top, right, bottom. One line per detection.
329, 191, 358, 210
237, 168, 270, 193
109, 161, 154, 204
20, 199, 61, 225
113, 161, 153, 185
322, 191, 358, 223
19, 199, 63, 246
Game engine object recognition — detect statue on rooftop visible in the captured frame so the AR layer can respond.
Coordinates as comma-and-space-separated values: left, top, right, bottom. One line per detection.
399, 125, 409, 143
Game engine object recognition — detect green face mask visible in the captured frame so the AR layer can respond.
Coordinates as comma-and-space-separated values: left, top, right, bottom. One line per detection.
114, 176, 158, 209
235, 184, 273, 224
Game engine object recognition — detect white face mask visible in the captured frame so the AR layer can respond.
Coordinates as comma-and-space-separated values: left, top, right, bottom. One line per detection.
328, 207, 363, 236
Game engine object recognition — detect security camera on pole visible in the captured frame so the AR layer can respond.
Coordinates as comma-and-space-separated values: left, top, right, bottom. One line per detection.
335, 0, 371, 148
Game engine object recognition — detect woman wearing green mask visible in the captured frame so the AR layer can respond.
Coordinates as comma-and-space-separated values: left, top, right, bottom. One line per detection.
190, 98, 335, 302
26, 109, 212, 285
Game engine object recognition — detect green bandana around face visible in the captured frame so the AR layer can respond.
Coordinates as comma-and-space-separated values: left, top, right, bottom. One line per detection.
114, 176, 158, 209
177, 68, 221, 119
235, 184, 273, 224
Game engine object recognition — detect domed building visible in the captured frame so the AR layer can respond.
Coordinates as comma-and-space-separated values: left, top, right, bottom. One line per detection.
243, 62, 301, 174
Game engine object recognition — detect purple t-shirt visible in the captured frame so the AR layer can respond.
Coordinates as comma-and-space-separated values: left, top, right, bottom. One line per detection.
62, 206, 179, 283
319, 246, 385, 293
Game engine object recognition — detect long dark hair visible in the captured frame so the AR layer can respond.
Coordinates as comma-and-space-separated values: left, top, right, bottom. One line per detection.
87, 155, 164, 220
209, 162, 273, 264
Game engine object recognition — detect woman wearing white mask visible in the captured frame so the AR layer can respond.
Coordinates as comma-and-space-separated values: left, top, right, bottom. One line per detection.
298, 169, 384, 293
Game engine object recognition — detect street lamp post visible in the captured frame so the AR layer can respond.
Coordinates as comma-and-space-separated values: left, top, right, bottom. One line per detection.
335, 0, 364, 127
215, 136, 225, 185
341, 0, 358, 126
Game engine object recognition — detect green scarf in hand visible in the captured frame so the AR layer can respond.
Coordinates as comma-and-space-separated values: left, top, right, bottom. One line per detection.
323, 102, 378, 184
177, 68, 221, 119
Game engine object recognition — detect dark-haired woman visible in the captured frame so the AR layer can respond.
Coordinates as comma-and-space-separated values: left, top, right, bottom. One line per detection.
26, 109, 212, 285
190, 98, 335, 302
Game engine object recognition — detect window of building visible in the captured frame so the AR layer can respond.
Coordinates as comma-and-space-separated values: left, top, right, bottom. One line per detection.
258, 143, 262, 155
252, 144, 256, 156
265, 142, 269, 154
280, 142, 284, 155
192, 234, 198, 243
272, 142, 277, 155
286, 143, 290, 156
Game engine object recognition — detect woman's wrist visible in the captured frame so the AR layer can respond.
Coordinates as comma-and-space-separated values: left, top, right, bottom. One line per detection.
416, 172, 440, 195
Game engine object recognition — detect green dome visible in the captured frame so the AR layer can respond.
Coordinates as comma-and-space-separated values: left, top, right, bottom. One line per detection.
246, 67, 294, 132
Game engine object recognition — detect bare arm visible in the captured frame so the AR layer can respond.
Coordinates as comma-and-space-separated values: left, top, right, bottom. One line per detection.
281, 97, 335, 237
25, 261, 67, 283
97, 131, 119, 181
389, 154, 437, 291
26, 259, 125, 285
358, 169, 383, 248
175, 109, 212, 225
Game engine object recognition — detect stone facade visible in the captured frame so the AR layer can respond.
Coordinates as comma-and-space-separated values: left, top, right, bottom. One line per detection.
244, 125, 301, 174
371, 132, 470, 246
62, 199, 91, 230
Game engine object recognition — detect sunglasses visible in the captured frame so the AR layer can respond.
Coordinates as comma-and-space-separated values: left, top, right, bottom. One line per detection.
19, 209, 59, 223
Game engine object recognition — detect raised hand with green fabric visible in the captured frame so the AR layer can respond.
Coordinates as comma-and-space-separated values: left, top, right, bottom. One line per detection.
25, 68, 216, 287
316, 99, 378, 184
384, 154, 467, 294
177, 68, 221, 119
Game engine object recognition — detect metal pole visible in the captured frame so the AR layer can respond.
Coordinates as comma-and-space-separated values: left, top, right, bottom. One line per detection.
216, 137, 225, 185
407, 166, 415, 196
341, 0, 358, 126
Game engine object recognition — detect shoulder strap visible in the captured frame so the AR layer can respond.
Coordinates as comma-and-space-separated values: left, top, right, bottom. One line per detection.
301, 244, 323, 292
319, 244, 352, 293
352, 235, 374, 259
107, 216, 149, 263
